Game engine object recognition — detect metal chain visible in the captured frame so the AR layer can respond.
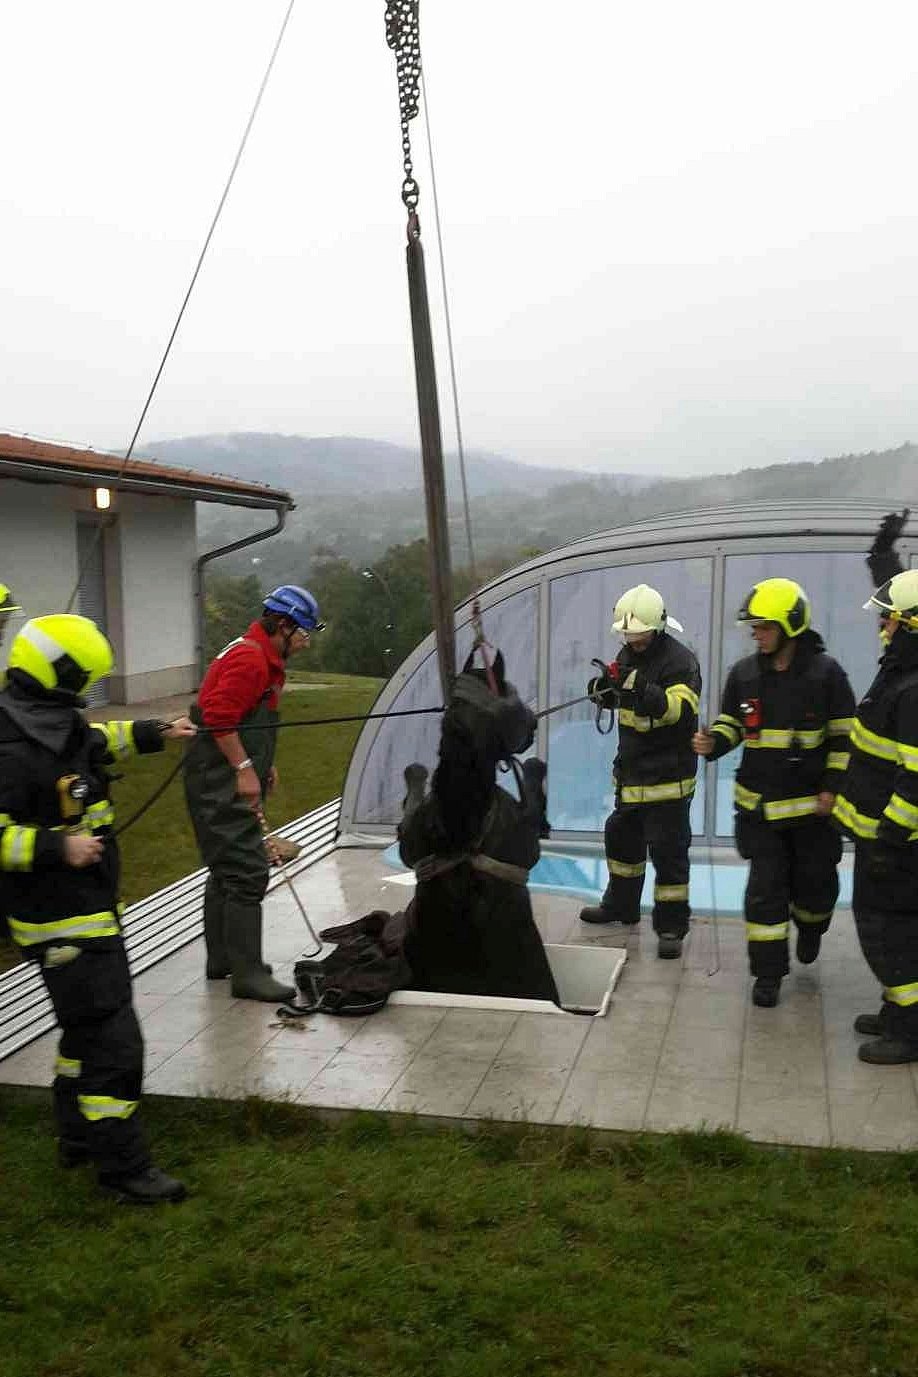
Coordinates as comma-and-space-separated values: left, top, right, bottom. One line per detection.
384, 0, 421, 214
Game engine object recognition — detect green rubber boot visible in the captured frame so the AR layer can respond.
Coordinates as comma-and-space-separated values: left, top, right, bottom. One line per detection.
227, 902, 293, 1003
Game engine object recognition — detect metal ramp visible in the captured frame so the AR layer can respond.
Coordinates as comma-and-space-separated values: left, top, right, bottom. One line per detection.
0, 798, 341, 1063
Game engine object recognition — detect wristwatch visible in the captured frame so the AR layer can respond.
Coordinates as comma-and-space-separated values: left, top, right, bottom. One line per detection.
234, 757, 254, 772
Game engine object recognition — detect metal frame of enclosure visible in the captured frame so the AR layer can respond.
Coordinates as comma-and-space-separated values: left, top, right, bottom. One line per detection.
340, 501, 915, 849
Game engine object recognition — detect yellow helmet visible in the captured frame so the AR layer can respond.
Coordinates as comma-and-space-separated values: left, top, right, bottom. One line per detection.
8, 615, 114, 694
864, 570, 918, 633
736, 578, 810, 638
611, 584, 683, 636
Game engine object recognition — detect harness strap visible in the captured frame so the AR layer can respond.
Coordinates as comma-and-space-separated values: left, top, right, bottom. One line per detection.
413, 852, 530, 887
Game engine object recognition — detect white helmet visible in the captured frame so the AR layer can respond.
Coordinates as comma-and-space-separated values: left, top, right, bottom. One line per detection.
611, 584, 683, 636
864, 569, 918, 633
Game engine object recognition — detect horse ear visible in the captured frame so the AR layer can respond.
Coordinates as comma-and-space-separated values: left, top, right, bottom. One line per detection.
492, 650, 506, 687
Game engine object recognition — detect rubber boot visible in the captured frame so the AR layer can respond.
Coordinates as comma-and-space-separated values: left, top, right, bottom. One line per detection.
795, 927, 822, 965
58, 1138, 91, 1169
203, 877, 230, 980
227, 901, 294, 1003
857, 1036, 918, 1065
657, 934, 683, 960
854, 1012, 883, 1036
100, 1164, 187, 1205
752, 977, 781, 1008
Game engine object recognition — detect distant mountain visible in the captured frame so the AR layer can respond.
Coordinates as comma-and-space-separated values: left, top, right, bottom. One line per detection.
144, 432, 649, 499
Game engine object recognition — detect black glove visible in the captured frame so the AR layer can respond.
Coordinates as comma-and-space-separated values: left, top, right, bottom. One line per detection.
867, 841, 900, 880
588, 658, 621, 705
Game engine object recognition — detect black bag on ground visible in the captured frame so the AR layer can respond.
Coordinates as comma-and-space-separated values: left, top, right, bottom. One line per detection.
292, 910, 412, 1017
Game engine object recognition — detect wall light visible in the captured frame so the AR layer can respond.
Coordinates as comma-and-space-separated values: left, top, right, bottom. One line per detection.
94, 487, 112, 512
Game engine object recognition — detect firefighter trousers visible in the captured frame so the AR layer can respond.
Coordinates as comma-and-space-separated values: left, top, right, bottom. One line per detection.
736, 814, 842, 979
41, 939, 150, 1179
600, 799, 691, 937
852, 843, 918, 1044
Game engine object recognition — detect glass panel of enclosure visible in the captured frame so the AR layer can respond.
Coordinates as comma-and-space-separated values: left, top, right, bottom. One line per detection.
714, 552, 881, 835
547, 559, 713, 834
353, 586, 539, 825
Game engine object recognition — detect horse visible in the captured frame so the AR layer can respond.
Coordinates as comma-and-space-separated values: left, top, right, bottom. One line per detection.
397, 651, 559, 1003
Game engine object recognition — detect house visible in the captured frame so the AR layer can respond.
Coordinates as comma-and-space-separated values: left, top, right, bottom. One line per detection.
0, 432, 294, 704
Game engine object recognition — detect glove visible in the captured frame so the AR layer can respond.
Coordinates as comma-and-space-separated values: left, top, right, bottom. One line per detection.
867, 842, 900, 880
588, 658, 621, 704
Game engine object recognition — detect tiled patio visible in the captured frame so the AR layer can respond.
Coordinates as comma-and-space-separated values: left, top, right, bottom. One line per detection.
3, 847, 917, 1153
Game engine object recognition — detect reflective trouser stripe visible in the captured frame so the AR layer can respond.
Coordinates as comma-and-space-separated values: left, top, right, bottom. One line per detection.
746, 921, 790, 942
826, 752, 850, 771
1, 824, 37, 871
55, 1053, 82, 1079
9, 910, 120, 947
832, 795, 879, 839
883, 793, 918, 830
608, 858, 646, 878
790, 903, 833, 924
763, 796, 818, 822
619, 778, 695, 804
884, 983, 918, 1008
655, 884, 689, 902
734, 783, 762, 811
78, 1095, 140, 1122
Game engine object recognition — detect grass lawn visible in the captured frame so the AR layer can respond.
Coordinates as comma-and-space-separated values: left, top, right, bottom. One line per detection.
0, 673, 383, 972
1, 1093, 917, 1377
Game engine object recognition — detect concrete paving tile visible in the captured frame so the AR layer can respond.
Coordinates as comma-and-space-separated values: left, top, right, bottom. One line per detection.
495, 1012, 591, 1070
303, 1051, 412, 1109
138, 998, 227, 1051
644, 1072, 739, 1133
144, 1056, 250, 1098
344, 1007, 445, 1059
576, 1016, 667, 1075
420, 1009, 518, 1060
233, 1048, 336, 1100
466, 1063, 570, 1124
554, 1068, 653, 1130
830, 1085, 918, 1151
825, 1037, 917, 1092
742, 1028, 827, 1092
670, 988, 747, 1033
382, 1054, 494, 1117
0, 1040, 55, 1085
262, 1014, 367, 1056
737, 1081, 830, 1147
658, 1026, 743, 1081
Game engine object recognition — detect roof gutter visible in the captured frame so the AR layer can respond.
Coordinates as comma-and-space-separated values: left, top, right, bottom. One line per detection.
194, 505, 289, 679
0, 457, 290, 510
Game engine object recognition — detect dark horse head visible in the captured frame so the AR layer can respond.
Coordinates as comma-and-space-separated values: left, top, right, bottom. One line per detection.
432, 650, 537, 850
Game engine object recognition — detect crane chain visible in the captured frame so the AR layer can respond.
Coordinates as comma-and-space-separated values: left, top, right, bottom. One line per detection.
384, 0, 422, 214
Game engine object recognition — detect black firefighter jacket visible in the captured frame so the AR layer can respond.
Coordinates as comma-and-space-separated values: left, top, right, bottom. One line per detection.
0, 678, 164, 950
708, 630, 855, 826
590, 632, 701, 805
832, 629, 918, 889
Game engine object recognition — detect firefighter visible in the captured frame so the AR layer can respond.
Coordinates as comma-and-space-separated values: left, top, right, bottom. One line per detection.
0, 614, 195, 1202
183, 584, 324, 1002
833, 568, 918, 1063
578, 584, 701, 959
694, 579, 855, 1007
0, 583, 22, 649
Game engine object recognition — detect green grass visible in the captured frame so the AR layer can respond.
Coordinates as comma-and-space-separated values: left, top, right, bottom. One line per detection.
114, 672, 383, 906
1, 1094, 918, 1376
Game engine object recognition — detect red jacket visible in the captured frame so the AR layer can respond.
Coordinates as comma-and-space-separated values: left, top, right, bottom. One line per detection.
198, 622, 286, 734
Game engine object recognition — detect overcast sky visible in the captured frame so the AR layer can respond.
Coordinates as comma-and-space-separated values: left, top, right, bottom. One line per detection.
1, 1, 916, 477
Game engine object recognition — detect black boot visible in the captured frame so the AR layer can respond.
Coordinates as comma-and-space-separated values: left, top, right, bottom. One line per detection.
657, 934, 683, 960
795, 927, 822, 965
857, 1036, 918, 1065
853, 1012, 883, 1036
100, 1165, 187, 1205
227, 901, 294, 1003
752, 978, 781, 1008
579, 905, 639, 925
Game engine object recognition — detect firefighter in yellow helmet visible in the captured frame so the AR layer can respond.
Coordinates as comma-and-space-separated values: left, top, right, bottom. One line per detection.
833, 565, 918, 1063
0, 583, 22, 650
0, 615, 195, 1202
694, 578, 855, 1007
579, 584, 702, 959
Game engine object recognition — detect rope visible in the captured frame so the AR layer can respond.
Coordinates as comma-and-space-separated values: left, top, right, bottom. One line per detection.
64, 0, 298, 615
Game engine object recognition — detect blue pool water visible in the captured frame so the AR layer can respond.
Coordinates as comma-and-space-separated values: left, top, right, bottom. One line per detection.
380, 842, 854, 914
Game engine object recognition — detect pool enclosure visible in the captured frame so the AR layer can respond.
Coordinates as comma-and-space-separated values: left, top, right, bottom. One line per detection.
340, 501, 912, 848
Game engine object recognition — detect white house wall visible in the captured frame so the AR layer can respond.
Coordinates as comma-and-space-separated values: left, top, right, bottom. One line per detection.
0, 479, 197, 701
115, 493, 197, 702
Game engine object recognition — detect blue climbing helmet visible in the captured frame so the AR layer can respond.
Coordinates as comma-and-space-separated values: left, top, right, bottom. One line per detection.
262, 585, 325, 632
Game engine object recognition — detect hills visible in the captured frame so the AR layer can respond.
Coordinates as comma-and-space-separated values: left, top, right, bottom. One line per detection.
144, 431, 918, 588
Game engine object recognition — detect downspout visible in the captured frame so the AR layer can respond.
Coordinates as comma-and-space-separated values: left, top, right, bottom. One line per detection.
194, 503, 289, 680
